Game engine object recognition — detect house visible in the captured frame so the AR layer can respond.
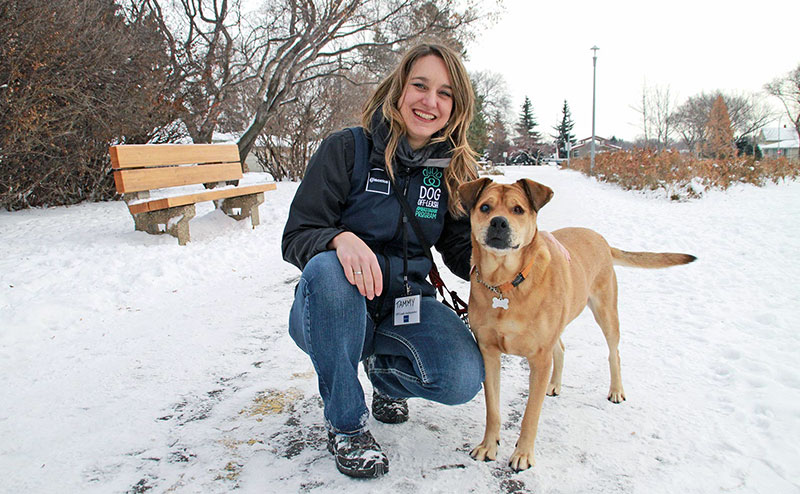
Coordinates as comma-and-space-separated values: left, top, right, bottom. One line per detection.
569, 136, 622, 158
757, 126, 799, 160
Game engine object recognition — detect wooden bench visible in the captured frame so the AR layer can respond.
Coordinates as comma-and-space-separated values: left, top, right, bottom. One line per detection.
109, 143, 276, 245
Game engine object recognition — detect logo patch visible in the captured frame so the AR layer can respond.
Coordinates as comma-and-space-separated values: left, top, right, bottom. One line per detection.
365, 168, 391, 195
415, 168, 442, 219
422, 167, 442, 187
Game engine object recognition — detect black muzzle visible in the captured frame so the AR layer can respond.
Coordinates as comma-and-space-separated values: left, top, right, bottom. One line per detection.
485, 215, 511, 249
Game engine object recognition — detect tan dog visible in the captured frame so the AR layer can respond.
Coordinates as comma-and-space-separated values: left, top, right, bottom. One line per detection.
458, 177, 695, 472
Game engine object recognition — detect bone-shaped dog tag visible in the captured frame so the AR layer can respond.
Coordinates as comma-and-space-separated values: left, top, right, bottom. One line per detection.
492, 297, 509, 310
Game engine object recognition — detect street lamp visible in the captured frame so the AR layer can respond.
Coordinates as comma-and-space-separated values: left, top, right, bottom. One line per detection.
590, 46, 599, 174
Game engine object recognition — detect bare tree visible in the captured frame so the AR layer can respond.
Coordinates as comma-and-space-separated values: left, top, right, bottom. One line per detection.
142, 0, 490, 165
470, 70, 511, 160
144, 0, 262, 143
672, 96, 708, 155
765, 63, 800, 143
631, 83, 651, 146
471, 70, 512, 118
673, 91, 773, 156
236, 0, 491, 162
255, 73, 370, 180
726, 93, 773, 137
651, 85, 675, 151
631, 83, 674, 150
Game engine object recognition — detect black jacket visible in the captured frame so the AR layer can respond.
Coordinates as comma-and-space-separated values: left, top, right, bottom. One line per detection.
282, 127, 472, 320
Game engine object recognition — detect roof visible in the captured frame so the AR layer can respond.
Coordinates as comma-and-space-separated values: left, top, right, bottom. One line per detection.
760, 127, 798, 142
571, 136, 622, 151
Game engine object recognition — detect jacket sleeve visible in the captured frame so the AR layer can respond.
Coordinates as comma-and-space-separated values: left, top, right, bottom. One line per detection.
281, 130, 354, 271
434, 210, 473, 281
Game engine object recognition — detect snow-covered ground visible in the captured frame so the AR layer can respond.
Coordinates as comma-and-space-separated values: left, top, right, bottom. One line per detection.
1, 166, 798, 494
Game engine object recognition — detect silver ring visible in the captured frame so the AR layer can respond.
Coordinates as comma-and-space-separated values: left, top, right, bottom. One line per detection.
353, 271, 362, 275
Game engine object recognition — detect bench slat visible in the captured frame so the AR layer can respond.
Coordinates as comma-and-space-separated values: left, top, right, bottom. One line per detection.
110, 144, 240, 169
127, 183, 277, 214
114, 162, 244, 193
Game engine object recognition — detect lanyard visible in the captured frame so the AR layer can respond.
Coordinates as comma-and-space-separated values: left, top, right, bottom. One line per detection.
399, 178, 412, 296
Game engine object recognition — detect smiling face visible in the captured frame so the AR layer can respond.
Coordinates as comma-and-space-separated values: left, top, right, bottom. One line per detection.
398, 54, 454, 149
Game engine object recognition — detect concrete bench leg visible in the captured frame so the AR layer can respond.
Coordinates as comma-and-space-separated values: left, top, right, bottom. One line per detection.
132, 204, 196, 245
220, 192, 265, 228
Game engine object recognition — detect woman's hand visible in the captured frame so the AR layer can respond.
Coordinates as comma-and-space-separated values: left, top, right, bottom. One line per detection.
329, 232, 383, 300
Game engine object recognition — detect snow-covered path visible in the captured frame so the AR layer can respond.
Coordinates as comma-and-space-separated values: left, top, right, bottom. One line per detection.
1, 166, 798, 493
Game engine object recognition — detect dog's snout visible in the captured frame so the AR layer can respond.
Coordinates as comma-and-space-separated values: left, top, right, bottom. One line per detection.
485, 215, 513, 249
490, 216, 509, 230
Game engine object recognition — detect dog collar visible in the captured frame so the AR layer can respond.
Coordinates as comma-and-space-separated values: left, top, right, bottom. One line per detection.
471, 257, 537, 297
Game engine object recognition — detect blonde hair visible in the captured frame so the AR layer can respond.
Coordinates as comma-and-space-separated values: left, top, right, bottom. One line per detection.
362, 43, 478, 216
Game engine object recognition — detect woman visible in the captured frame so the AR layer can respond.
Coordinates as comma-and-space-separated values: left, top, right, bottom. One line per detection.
282, 43, 484, 478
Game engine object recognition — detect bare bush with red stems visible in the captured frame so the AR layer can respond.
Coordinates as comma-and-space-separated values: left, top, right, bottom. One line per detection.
569, 150, 798, 200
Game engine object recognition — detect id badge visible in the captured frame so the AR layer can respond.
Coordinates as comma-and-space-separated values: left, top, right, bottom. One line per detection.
394, 294, 421, 326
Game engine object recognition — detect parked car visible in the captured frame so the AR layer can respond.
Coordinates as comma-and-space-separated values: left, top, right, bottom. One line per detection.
508, 151, 540, 166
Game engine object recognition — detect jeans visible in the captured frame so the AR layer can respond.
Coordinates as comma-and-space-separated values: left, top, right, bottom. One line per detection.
288, 251, 484, 435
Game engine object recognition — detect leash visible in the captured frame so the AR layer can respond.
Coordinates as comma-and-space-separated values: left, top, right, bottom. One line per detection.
429, 263, 470, 323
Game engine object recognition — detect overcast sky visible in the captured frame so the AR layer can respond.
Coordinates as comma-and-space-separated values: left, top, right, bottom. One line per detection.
464, 0, 800, 142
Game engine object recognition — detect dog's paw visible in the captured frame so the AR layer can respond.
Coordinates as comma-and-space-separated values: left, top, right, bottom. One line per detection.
607, 388, 626, 403
469, 440, 499, 462
508, 446, 535, 472
546, 383, 561, 396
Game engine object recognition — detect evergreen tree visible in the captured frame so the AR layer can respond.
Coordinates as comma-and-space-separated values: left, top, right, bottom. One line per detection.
487, 112, 511, 163
467, 90, 489, 157
552, 100, 576, 158
702, 95, 736, 160
514, 96, 540, 152
735, 136, 763, 159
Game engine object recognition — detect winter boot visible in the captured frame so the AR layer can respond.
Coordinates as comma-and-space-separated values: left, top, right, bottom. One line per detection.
327, 429, 389, 478
371, 390, 409, 424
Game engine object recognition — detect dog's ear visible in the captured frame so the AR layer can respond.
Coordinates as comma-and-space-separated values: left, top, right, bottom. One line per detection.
458, 177, 492, 213
517, 179, 553, 212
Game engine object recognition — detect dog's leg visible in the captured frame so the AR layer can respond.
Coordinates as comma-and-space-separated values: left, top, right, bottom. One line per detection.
546, 338, 565, 396
470, 345, 502, 462
509, 350, 553, 472
588, 273, 626, 403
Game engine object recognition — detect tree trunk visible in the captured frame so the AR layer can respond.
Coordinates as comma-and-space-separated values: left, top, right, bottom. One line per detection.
237, 99, 271, 170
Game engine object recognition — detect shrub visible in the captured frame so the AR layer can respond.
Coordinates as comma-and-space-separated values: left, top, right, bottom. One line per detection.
0, 0, 176, 210
570, 150, 798, 200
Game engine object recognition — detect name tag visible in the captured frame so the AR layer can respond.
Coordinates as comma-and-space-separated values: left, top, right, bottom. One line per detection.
394, 294, 421, 326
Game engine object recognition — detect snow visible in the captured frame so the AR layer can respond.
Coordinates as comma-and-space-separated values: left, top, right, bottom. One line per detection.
1, 166, 799, 494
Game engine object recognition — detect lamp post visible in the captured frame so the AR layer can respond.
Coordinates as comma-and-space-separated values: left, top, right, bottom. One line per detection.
566, 140, 571, 169
590, 46, 599, 175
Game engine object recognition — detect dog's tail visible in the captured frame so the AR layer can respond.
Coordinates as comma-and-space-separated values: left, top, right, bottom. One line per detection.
611, 248, 696, 269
